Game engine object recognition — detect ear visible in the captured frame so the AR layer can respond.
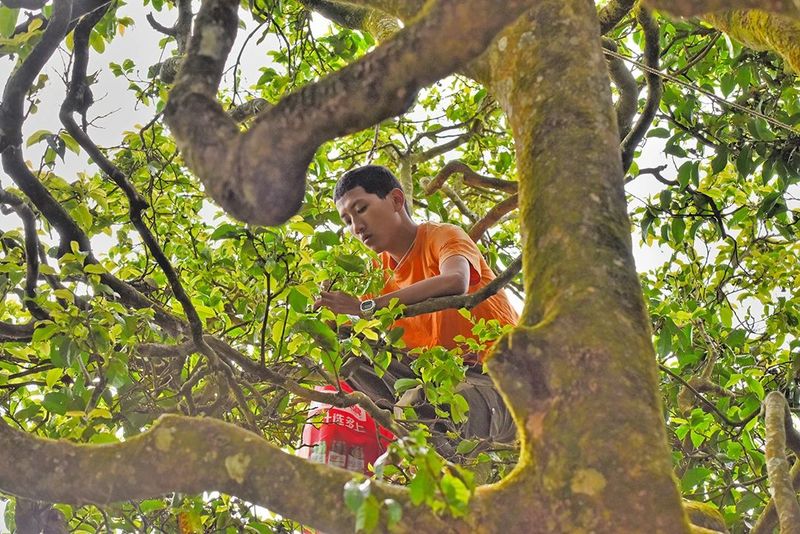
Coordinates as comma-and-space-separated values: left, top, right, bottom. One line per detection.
389, 188, 406, 212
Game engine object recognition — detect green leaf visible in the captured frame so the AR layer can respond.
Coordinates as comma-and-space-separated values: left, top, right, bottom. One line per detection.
32, 322, 59, 343
441, 473, 471, 515
455, 439, 478, 455
72, 204, 93, 229
647, 128, 670, 138
710, 148, 728, 174
26, 129, 52, 147
60, 132, 80, 154
743, 375, 765, 400
89, 30, 105, 53
408, 469, 434, 506
335, 253, 364, 273
294, 318, 338, 353
756, 192, 786, 219
343, 479, 368, 512
355, 495, 380, 533
287, 288, 308, 312
725, 329, 746, 349
42, 391, 68, 414
45, 368, 62, 388
0, 6, 19, 38
735, 146, 752, 178
209, 223, 242, 240
394, 378, 420, 394
671, 218, 686, 244
383, 499, 402, 526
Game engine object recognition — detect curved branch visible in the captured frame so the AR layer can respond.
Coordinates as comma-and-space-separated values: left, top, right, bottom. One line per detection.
425, 160, 518, 195
621, 6, 662, 173
752, 461, 800, 534
60, 3, 205, 345
146, 12, 176, 36
469, 193, 518, 241
298, 0, 400, 41
146, 0, 192, 52
598, 0, 636, 35
0, 320, 35, 342
164, 0, 533, 227
602, 38, 637, 140
0, 415, 459, 532
403, 256, 522, 317
0, 189, 47, 320
762, 391, 800, 534
645, 0, 800, 18
0, 0, 87, 255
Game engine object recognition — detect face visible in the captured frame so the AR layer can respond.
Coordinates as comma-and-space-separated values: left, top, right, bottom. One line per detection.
335, 186, 404, 253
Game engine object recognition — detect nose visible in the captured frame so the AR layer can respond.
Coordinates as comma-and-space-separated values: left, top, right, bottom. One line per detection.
351, 216, 366, 237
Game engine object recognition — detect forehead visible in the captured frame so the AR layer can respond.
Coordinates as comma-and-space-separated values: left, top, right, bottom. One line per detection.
335, 186, 379, 212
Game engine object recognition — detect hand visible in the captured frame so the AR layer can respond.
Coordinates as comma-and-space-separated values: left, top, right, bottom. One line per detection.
314, 290, 362, 316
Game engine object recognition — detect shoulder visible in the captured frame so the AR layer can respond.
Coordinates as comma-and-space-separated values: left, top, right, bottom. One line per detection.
422, 222, 470, 242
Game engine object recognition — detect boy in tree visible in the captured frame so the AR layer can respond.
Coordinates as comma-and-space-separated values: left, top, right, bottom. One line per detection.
313, 165, 518, 450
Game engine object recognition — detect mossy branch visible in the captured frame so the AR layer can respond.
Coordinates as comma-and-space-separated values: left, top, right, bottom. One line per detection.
0, 414, 458, 532
762, 391, 800, 534
703, 10, 800, 73
645, 0, 800, 18
752, 460, 800, 534
598, 0, 636, 34
164, 0, 533, 227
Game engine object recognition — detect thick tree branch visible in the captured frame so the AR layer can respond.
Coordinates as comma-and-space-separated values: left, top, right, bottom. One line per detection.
469, 193, 518, 241
602, 38, 638, 140
703, 10, 800, 73
0, 414, 460, 532
298, 0, 400, 41
645, 0, 800, 18
0, 0, 87, 256
164, 0, 533, 227
425, 160, 518, 195
621, 6, 662, 172
598, 0, 636, 34
403, 256, 521, 317
762, 391, 800, 534
0, 320, 35, 342
324, 0, 425, 21
752, 460, 800, 534
146, 0, 192, 52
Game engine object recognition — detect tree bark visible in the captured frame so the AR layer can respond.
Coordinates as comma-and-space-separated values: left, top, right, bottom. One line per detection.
475, 0, 690, 530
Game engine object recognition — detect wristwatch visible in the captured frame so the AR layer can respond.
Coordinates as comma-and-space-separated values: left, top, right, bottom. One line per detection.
359, 299, 376, 317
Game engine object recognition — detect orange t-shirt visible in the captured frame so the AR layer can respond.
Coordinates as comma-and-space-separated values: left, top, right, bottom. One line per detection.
379, 222, 518, 353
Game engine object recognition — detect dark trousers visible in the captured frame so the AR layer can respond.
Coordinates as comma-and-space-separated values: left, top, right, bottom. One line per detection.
343, 356, 517, 449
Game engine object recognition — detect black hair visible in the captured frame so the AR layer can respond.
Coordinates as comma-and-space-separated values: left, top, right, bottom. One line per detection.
333, 165, 404, 202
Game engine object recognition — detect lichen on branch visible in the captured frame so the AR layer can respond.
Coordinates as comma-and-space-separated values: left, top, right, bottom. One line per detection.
703, 9, 800, 72
645, 0, 800, 18
0, 414, 458, 533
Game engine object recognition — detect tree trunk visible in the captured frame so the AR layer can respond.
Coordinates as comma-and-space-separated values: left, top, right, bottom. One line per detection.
474, 0, 691, 530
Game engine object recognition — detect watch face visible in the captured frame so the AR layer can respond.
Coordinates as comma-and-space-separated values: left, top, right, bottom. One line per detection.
360, 300, 375, 312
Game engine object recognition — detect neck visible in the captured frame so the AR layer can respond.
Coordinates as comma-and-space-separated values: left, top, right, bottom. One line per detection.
388, 218, 419, 264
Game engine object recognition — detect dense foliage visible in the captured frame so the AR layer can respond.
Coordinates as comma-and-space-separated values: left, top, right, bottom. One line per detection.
0, 0, 798, 531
